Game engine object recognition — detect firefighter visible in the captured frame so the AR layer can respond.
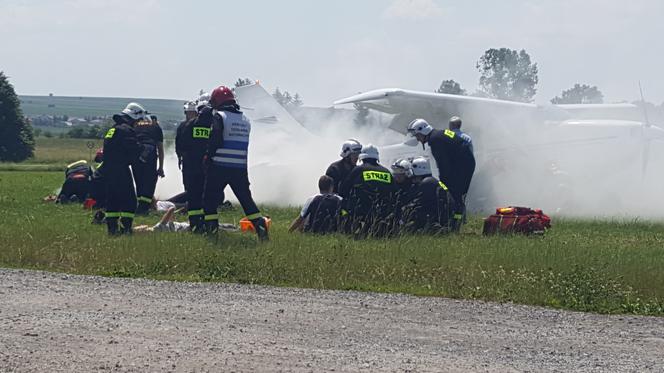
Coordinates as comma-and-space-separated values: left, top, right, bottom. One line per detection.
448, 116, 473, 154
338, 144, 395, 237
390, 158, 416, 235
407, 118, 475, 231
326, 139, 362, 195
133, 111, 165, 215
402, 157, 453, 234
202, 85, 269, 241
56, 160, 93, 203
175, 99, 209, 233
103, 103, 143, 235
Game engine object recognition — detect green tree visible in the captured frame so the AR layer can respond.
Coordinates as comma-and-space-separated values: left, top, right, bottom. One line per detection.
551, 84, 604, 104
234, 78, 254, 88
0, 72, 34, 161
476, 48, 539, 102
272, 87, 303, 110
436, 79, 467, 95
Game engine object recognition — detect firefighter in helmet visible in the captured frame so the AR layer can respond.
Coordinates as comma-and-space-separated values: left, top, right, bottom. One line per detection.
202, 85, 269, 240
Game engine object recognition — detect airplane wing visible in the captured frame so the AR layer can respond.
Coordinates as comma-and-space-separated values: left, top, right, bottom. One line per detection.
334, 88, 541, 134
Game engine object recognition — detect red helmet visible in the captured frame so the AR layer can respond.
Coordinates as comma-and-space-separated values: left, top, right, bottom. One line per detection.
210, 86, 236, 108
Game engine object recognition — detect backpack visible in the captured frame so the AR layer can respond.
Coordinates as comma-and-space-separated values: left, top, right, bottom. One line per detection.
482, 206, 551, 235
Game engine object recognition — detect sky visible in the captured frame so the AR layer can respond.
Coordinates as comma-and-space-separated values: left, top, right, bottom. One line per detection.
1, 0, 663, 106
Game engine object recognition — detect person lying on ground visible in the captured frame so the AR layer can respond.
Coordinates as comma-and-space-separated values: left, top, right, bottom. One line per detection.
133, 207, 238, 233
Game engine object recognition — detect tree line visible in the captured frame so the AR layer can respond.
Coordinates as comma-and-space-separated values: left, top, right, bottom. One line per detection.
437, 47, 605, 105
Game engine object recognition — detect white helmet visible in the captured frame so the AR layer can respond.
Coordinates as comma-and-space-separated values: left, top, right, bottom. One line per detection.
407, 118, 433, 136
391, 158, 413, 177
358, 144, 379, 162
122, 102, 148, 120
196, 92, 211, 111
339, 139, 363, 158
183, 101, 197, 112
410, 156, 432, 176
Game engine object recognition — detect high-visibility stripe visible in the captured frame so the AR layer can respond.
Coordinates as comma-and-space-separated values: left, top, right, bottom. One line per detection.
340, 209, 349, 216
216, 149, 248, 156
188, 209, 204, 217
453, 214, 463, 220
246, 212, 262, 220
205, 214, 219, 221
67, 160, 87, 169
444, 129, 456, 139
105, 128, 116, 139
137, 196, 152, 203
105, 212, 121, 218
438, 181, 449, 191
212, 156, 247, 165
120, 212, 135, 218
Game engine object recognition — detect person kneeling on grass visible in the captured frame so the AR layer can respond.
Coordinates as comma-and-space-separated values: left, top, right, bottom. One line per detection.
134, 207, 238, 233
289, 175, 342, 234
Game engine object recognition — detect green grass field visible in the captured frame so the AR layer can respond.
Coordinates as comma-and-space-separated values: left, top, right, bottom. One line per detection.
0, 169, 663, 316
20, 95, 184, 123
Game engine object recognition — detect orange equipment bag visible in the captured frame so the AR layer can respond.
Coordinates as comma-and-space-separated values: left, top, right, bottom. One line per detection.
239, 217, 272, 233
482, 206, 551, 235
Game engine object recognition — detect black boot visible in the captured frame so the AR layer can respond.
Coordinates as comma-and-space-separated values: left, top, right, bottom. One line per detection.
120, 217, 133, 235
204, 219, 219, 235
106, 218, 120, 236
135, 201, 150, 216
189, 215, 205, 234
251, 217, 269, 241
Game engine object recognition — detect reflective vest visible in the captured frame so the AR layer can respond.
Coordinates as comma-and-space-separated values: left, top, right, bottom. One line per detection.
211, 111, 251, 169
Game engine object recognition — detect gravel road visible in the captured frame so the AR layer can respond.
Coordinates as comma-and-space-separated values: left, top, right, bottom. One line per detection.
1, 268, 662, 372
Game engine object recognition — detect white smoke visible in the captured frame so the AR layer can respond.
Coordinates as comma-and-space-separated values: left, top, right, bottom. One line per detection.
155, 84, 664, 219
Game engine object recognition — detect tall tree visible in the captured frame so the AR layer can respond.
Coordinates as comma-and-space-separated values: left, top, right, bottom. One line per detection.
436, 79, 467, 95
0, 72, 34, 161
272, 87, 303, 110
476, 48, 538, 102
234, 78, 254, 88
551, 84, 604, 104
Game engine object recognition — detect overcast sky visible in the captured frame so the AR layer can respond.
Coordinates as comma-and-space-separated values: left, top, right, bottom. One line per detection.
1, 0, 663, 106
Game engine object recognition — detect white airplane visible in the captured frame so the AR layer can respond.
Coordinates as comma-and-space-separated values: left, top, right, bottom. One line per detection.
159, 83, 664, 216
333, 88, 664, 215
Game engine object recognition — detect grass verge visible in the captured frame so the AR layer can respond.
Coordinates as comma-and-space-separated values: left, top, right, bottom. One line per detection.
0, 171, 662, 316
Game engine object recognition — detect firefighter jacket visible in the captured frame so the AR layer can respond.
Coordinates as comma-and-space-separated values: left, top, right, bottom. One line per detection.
326, 158, 355, 196
102, 123, 141, 168
176, 116, 211, 172
339, 160, 396, 217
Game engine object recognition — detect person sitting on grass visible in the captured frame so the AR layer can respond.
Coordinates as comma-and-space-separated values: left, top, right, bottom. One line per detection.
133, 207, 238, 233
289, 175, 342, 234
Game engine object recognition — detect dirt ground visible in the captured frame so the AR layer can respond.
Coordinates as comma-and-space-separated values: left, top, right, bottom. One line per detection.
1, 268, 663, 372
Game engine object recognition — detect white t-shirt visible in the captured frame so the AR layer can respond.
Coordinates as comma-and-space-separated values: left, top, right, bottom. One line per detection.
155, 200, 176, 212
300, 193, 342, 217
152, 221, 190, 232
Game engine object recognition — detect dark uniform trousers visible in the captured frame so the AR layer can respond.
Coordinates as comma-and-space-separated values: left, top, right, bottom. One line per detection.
203, 166, 261, 230
133, 145, 158, 212
182, 165, 207, 232
105, 165, 137, 234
